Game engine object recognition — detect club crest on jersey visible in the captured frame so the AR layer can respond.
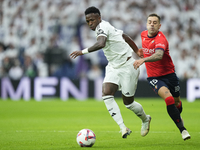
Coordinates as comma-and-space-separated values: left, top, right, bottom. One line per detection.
151, 40, 155, 43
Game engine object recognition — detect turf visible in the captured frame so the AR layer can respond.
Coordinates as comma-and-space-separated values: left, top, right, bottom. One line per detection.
0, 98, 199, 150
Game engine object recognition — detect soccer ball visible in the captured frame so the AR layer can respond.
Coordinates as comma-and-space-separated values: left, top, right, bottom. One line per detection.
76, 129, 96, 147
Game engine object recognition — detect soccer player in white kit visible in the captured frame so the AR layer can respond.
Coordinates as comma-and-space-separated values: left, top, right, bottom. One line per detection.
70, 6, 151, 138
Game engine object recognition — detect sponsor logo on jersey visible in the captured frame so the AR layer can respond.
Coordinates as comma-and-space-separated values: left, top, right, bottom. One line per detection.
142, 48, 155, 54
155, 43, 165, 49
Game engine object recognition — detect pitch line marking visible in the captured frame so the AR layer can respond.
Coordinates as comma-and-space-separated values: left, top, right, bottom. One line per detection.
0, 130, 198, 134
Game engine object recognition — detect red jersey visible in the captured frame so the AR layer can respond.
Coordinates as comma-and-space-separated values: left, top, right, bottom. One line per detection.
141, 30, 175, 77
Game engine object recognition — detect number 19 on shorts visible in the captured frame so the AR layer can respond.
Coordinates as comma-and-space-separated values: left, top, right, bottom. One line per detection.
150, 79, 158, 87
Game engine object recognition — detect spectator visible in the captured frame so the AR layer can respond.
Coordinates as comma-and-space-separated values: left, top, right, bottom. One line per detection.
0, 0, 199, 79
23, 55, 38, 78
8, 59, 23, 80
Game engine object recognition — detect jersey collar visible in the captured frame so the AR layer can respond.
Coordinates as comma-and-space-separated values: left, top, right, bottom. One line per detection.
147, 31, 159, 38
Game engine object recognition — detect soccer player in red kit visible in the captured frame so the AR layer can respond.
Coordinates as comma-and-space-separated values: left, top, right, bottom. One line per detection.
133, 13, 191, 140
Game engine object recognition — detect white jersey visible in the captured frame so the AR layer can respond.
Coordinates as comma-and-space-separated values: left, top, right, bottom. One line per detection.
95, 20, 133, 68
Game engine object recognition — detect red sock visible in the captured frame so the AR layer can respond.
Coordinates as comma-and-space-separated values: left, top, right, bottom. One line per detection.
165, 96, 175, 106
165, 96, 185, 133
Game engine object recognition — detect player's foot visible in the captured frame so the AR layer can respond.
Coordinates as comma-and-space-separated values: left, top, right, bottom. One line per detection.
121, 127, 132, 138
181, 130, 191, 141
141, 115, 151, 137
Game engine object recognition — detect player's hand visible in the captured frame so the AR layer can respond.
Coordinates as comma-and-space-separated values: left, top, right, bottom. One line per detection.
70, 51, 83, 59
133, 59, 145, 70
137, 48, 143, 58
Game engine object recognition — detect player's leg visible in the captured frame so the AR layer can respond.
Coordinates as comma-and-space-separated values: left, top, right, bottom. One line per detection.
102, 65, 129, 138
167, 73, 183, 114
102, 82, 129, 138
170, 74, 187, 136
148, 75, 190, 140
122, 95, 151, 137
158, 86, 183, 128
122, 95, 149, 123
158, 86, 190, 140
120, 60, 151, 137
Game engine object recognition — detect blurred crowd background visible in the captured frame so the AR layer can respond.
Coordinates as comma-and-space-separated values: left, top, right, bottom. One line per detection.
0, 0, 199, 81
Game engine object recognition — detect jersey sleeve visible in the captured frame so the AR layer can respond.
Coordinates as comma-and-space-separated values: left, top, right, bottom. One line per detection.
155, 34, 167, 51
96, 22, 108, 38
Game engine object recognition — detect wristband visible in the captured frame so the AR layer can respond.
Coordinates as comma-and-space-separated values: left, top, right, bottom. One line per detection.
82, 48, 89, 54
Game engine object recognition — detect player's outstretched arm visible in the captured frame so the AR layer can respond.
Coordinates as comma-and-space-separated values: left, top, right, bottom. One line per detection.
143, 49, 164, 62
122, 33, 142, 57
70, 36, 107, 59
133, 49, 164, 69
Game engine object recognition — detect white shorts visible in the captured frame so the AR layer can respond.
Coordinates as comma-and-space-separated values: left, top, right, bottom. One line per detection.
103, 57, 140, 97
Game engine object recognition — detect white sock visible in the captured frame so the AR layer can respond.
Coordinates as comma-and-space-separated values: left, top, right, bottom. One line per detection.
125, 101, 147, 122
103, 95, 126, 130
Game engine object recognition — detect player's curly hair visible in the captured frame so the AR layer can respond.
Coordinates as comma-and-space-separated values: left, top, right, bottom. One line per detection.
85, 6, 101, 16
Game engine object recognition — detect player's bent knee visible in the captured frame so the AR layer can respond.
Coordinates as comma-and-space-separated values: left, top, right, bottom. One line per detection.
122, 95, 134, 105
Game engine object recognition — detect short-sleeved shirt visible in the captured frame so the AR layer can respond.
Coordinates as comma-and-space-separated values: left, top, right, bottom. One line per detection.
95, 20, 133, 68
141, 30, 175, 77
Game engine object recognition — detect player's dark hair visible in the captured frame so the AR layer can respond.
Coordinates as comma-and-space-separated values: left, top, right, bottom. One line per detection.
148, 13, 161, 23
85, 6, 101, 16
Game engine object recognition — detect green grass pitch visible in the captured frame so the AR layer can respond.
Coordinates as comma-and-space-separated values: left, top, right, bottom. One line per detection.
0, 98, 199, 150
